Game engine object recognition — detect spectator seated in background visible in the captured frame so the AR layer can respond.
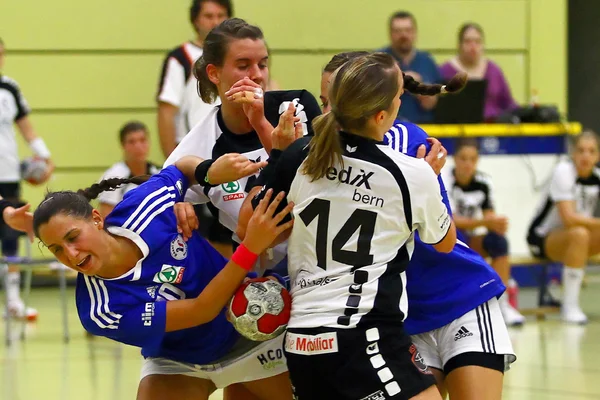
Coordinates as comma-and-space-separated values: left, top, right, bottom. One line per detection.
439, 22, 518, 122
527, 131, 600, 325
378, 11, 440, 123
442, 138, 525, 326
98, 121, 160, 217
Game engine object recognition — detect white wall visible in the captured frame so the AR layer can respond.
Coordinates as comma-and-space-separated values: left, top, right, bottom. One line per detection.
445, 154, 566, 256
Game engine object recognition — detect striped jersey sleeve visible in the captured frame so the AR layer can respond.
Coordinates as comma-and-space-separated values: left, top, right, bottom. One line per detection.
384, 121, 453, 216
76, 274, 167, 347
106, 165, 189, 247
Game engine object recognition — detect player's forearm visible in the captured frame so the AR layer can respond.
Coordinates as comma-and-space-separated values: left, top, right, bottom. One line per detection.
236, 187, 262, 241
432, 220, 456, 253
174, 156, 206, 184
164, 260, 249, 332
253, 118, 274, 154
158, 108, 178, 158
453, 215, 485, 230
563, 212, 600, 229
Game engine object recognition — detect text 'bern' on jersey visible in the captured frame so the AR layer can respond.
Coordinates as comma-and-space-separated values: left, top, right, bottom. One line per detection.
76, 165, 239, 365
253, 129, 451, 330
383, 121, 505, 335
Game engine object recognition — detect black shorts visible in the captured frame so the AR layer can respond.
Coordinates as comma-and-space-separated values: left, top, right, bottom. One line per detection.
284, 325, 436, 400
526, 231, 547, 259
0, 182, 23, 256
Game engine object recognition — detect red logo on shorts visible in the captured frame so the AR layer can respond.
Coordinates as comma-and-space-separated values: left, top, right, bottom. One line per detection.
409, 344, 432, 375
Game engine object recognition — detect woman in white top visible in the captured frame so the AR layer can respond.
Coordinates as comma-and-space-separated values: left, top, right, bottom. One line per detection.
527, 131, 600, 324
0, 37, 54, 320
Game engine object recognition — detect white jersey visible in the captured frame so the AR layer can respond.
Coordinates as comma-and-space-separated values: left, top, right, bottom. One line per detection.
252, 134, 452, 329
442, 169, 495, 235
157, 42, 220, 143
164, 90, 322, 268
0, 75, 31, 182
528, 160, 600, 237
97, 161, 161, 206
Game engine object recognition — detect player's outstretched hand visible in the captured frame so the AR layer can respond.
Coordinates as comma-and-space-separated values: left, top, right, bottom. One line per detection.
173, 202, 199, 241
208, 153, 268, 185
272, 102, 303, 151
3, 203, 34, 242
242, 189, 294, 255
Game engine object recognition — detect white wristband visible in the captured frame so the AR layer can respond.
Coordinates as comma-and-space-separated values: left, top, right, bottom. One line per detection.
29, 138, 51, 159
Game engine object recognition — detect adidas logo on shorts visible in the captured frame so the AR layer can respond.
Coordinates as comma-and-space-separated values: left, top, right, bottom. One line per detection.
454, 326, 474, 341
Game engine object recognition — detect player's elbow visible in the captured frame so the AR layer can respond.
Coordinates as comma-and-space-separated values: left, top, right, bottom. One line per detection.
433, 222, 456, 253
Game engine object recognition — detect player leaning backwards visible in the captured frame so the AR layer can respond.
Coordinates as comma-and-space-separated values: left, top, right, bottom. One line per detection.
32, 152, 295, 400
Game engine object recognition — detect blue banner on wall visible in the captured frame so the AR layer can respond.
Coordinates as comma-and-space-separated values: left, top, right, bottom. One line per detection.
440, 136, 568, 155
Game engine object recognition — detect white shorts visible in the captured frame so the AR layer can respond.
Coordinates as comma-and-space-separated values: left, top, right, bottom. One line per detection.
140, 335, 287, 388
411, 297, 516, 372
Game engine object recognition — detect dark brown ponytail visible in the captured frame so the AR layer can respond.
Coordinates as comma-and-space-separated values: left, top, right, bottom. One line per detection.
403, 72, 467, 96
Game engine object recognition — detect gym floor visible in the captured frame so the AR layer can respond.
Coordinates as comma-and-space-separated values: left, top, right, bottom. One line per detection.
2, 279, 600, 400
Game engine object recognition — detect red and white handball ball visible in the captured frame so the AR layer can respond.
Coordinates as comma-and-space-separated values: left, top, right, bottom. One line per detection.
228, 277, 291, 342
20, 157, 49, 185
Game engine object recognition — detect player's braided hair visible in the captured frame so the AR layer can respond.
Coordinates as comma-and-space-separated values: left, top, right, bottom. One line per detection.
324, 52, 467, 97
77, 176, 150, 201
402, 72, 467, 96
33, 176, 150, 238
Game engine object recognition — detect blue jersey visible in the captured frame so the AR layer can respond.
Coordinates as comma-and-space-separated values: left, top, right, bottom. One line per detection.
76, 166, 240, 364
385, 121, 506, 335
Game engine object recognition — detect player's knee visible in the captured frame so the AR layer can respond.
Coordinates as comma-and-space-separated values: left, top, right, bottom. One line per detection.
1, 238, 19, 258
566, 226, 590, 245
482, 232, 509, 258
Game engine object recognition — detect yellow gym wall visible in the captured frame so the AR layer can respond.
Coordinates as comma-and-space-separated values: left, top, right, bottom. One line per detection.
0, 0, 565, 256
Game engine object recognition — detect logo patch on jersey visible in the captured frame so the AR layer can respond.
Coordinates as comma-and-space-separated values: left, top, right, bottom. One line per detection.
256, 348, 285, 370
360, 391, 386, 400
142, 302, 155, 326
222, 181, 240, 193
175, 179, 184, 196
285, 332, 338, 355
146, 286, 158, 299
170, 235, 188, 260
279, 98, 308, 136
326, 165, 374, 190
454, 326, 474, 341
153, 265, 185, 284
222, 181, 245, 201
409, 344, 432, 374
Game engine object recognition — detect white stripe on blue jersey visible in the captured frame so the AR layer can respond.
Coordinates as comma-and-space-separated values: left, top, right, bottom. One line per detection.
386, 122, 409, 154
127, 189, 176, 233
122, 186, 175, 230
135, 198, 177, 234
83, 275, 122, 330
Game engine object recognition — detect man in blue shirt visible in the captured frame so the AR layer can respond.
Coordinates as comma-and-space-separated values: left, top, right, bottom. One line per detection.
378, 11, 441, 123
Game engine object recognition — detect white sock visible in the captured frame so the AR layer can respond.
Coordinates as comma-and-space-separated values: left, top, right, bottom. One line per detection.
5, 271, 21, 303
562, 266, 585, 310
